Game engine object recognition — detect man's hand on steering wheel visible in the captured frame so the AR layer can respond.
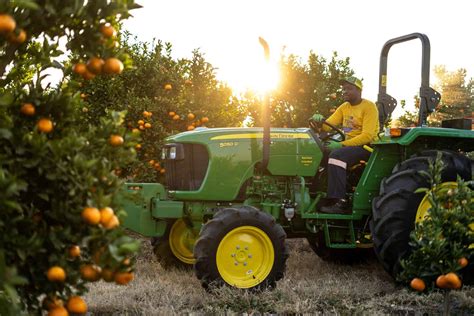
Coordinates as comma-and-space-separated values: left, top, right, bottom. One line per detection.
325, 140, 343, 151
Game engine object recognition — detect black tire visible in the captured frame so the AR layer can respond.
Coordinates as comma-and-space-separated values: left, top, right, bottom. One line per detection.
194, 206, 288, 291
371, 150, 472, 277
150, 219, 195, 270
306, 233, 374, 264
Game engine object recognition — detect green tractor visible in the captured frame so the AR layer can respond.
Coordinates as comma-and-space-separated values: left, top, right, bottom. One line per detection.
116, 33, 473, 290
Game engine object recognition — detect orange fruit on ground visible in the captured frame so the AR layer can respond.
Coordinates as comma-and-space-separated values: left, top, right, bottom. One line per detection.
81, 69, 96, 80
201, 117, 209, 123
72, 63, 87, 75
7, 29, 26, 44
172, 114, 180, 120
68, 245, 81, 258
114, 271, 134, 285
80, 264, 101, 281
66, 296, 87, 314
37, 118, 53, 133
81, 207, 100, 225
187, 125, 195, 131
103, 57, 124, 75
0, 14, 16, 34
20, 103, 35, 116
444, 272, 462, 289
187, 113, 195, 120
164, 83, 172, 90
100, 24, 116, 38
109, 134, 124, 147
168, 111, 176, 117
458, 257, 468, 268
103, 215, 119, 229
410, 278, 425, 292
47, 266, 66, 282
86, 57, 104, 75
48, 306, 68, 316
99, 207, 114, 225
101, 268, 115, 282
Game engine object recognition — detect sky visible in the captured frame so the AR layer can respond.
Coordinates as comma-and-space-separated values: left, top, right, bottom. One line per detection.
123, 0, 474, 117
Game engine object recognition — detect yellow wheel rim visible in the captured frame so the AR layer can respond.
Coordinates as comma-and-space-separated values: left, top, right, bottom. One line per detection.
216, 226, 274, 288
416, 182, 458, 223
169, 219, 197, 264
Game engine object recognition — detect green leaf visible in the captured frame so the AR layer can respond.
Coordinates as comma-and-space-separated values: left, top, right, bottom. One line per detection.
12, 0, 40, 10
0, 129, 12, 140
0, 93, 14, 106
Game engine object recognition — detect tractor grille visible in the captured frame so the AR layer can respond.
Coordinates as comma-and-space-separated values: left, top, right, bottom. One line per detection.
165, 143, 209, 191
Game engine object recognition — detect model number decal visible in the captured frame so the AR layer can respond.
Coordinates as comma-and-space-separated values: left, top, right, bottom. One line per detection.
219, 142, 239, 148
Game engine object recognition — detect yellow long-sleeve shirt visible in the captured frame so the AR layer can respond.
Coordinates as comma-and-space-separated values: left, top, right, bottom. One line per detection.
324, 99, 379, 147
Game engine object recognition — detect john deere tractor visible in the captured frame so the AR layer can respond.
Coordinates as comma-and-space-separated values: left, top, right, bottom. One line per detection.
116, 33, 473, 290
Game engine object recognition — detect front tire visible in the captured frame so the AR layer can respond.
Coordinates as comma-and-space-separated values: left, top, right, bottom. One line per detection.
371, 150, 472, 277
150, 219, 197, 269
194, 206, 288, 290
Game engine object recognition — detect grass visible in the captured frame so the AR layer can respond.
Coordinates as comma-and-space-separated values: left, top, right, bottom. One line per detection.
85, 238, 474, 315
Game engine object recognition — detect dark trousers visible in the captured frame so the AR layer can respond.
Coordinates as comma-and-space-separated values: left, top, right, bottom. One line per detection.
326, 146, 371, 199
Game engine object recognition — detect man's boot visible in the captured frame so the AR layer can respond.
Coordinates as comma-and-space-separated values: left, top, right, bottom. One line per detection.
320, 198, 351, 214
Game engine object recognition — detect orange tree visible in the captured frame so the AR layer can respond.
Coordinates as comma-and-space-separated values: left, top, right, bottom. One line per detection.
246, 51, 354, 127
80, 37, 247, 182
398, 155, 473, 296
0, 0, 141, 314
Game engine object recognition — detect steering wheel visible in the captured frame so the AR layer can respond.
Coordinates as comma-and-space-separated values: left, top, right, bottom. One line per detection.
309, 119, 345, 142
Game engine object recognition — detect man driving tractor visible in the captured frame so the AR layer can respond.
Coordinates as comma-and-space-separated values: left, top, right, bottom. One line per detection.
312, 76, 379, 214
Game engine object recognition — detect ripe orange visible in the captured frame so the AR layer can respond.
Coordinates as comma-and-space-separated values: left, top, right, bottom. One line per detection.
72, 63, 87, 75
101, 268, 115, 282
445, 272, 462, 289
139, 125, 145, 130
138, 119, 144, 125
103, 215, 119, 229
66, 296, 87, 314
187, 113, 195, 120
172, 114, 180, 121
7, 29, 26, 44
114, 271, 134, 285
149, 159, 155, 165
160, 168, 166, 174
81, 207, 101, 225
458, 257, 468, 268
144, 122, 151, 128
48, 306, 68, 316
37, 118, 53, 133
135, 144, 142, 150
410, 278, 425, 292
109, 134, 124, 147
68, 245, 81, 258
80, 264, 101, 281
168, 111, 176, 117
201, 117, 209, 123
100, 24, 116, 38
99, 207, 114, 225
187, 125, 195, 131
81, 69, 96, 80
103, 57, 124, 75
0, 14, 16, 34
20, 103, 35, 116
47, 266, 66, 282
122, 258, 131, 266
132, 128, 140, 134
164, 83, 172, 90
43, 296, 63, 310
86, 57, 104, 75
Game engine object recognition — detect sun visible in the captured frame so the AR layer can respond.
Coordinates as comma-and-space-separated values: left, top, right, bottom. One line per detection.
217, 48, 280, 95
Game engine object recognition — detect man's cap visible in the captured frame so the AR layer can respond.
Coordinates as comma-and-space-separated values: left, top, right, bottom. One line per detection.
340, 76, 363, 90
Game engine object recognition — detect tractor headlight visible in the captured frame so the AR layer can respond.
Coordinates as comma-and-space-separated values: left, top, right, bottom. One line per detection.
169, 147, 177, 159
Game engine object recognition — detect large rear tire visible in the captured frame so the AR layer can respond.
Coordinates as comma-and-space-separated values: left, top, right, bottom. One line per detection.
371, 150, 472, 277
150, 219, 197, 269
194, 206, 288, 290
